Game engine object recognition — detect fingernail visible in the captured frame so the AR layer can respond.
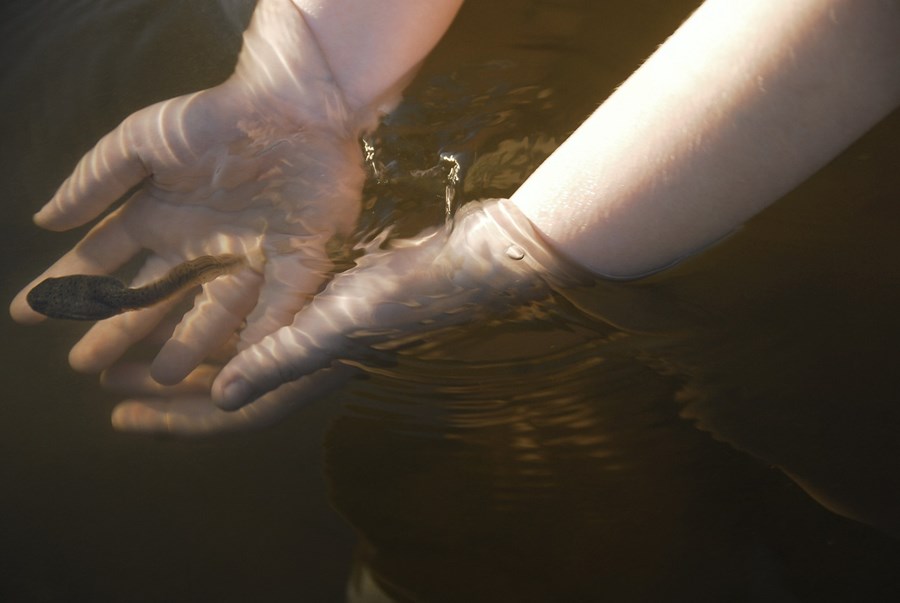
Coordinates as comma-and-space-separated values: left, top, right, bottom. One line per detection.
217, 379, 253, 410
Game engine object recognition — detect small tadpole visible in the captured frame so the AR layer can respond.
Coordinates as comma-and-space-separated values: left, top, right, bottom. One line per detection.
26, 254, 243, 321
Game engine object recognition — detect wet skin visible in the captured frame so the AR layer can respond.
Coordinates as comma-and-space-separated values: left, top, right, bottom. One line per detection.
27, 255, 244, 321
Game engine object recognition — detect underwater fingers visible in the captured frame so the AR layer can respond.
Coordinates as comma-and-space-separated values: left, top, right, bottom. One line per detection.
107, 363, 355, 436
149, 268, 263, 386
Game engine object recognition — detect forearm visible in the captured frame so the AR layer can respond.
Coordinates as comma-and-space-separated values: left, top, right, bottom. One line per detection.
291, 0, 463, 116
511, 0, 900, 278
233, 0, 462, 131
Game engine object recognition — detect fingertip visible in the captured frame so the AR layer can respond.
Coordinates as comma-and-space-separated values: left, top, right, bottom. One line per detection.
149, 275, 260, 386
34, 186, 89, 231
41, 114, 154, 231
212, 376, 255, 411
150, 340, 196, 386
111, 401, 159, 433
70, 299, 173, 374
9, 289, 47, 324
33, 205, 66, 231
69, 345, 107, 374
69, 330, 122, 374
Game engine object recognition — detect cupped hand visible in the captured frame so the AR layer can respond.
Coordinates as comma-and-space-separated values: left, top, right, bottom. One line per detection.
97, 198, 588, 436
211, 198, 592, 412
10, 0, 367, 386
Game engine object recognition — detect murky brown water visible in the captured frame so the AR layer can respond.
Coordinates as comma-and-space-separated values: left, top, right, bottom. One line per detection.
2, 1, 900, 601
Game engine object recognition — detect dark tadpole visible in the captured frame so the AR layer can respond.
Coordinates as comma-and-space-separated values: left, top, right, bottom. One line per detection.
27, 254, 244, 321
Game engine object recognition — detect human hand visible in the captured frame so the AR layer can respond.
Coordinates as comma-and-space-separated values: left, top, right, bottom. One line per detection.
99, 359, 357, 436
210, 198, 592, 411
9, 0, 366, 385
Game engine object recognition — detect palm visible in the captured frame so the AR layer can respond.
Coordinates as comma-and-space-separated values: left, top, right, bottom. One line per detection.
11, 81, 365, 385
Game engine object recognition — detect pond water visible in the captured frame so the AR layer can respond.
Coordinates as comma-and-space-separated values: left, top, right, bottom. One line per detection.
2, 1, 900, 601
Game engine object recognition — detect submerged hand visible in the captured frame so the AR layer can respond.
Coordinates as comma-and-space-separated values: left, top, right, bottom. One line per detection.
101, 360, 357, 436
211, 198, 591, 411
9, 0, 366, 385
97, 199, 588, 436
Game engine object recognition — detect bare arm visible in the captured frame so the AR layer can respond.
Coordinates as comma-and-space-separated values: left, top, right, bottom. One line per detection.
511, 0, 900, 278
290, 0, 464, 118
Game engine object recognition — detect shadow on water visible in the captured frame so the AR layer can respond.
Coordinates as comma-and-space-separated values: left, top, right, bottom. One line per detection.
2, 1, 900, 602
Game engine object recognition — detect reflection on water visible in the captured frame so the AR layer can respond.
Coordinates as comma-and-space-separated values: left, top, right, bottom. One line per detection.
330, 264, 900, 601
3, 0, 900, 601
333, 322, 785, 601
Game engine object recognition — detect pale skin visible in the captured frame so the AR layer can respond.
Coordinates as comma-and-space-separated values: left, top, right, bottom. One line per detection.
9, 0, 461, 385
510, 0, 900, 277
8, 0, 900, 526
9, 0, 465, 434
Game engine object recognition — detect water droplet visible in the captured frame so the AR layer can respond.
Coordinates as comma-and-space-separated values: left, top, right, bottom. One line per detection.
506, 245, 525, 260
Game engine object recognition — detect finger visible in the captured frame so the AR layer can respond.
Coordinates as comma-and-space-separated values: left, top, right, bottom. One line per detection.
239, 246, 331, 347
68, 255, 181, 373
10, 204, 143, 323
210, 249, 414, 410
141, 302, 242, 362
211, 223, 481, 410
33, 95, 199, 231
212, 296, 353, 410
111, 364, 355, 437
150, 268, 263, 385
139, 313, 180, 348
111, 396, 239, 437
33, 107, 154, 231
101, 361, 218, 397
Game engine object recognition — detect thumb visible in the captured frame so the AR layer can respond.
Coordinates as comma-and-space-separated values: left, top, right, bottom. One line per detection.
212, 300, 353, 410
212, 198, 589, 411
210, 234, 437, 411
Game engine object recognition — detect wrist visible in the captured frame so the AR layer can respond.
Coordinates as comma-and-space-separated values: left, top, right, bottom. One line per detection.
425, 199, 594, 320
229, 0, 363, 134
288, 0, 462, 120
